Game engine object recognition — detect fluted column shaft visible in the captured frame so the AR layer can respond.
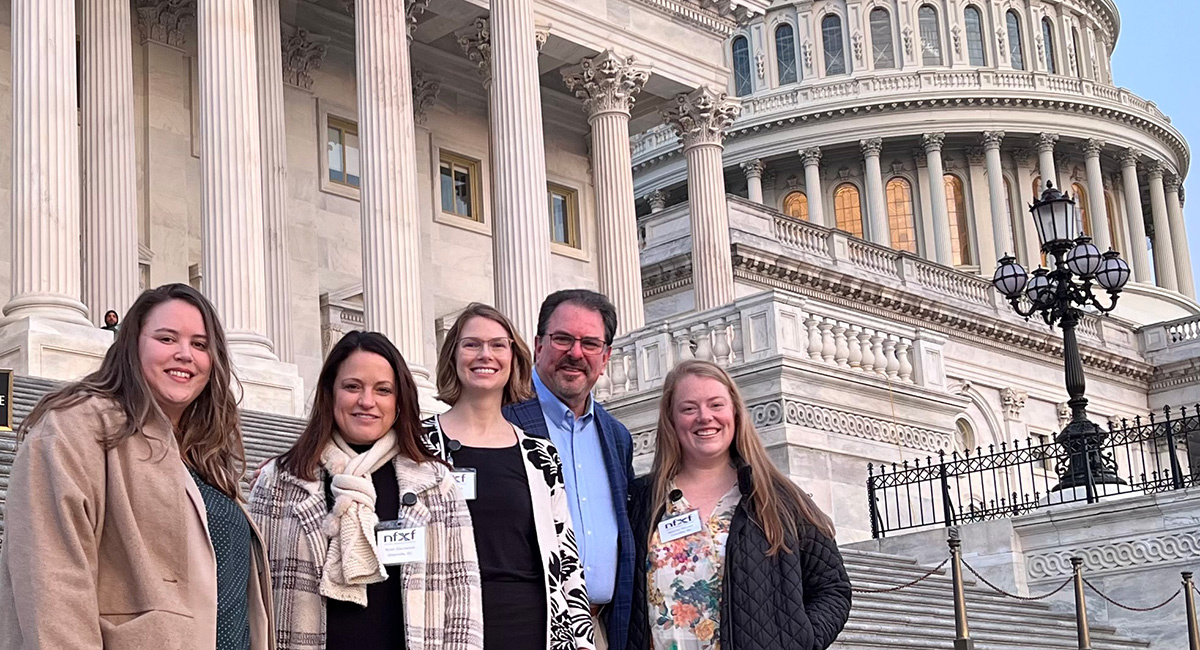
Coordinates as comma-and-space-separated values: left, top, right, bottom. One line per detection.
255, 0, 293, 361
801, 148, 826, 227
1120, 153, 1152, 283
355, 2, 426, 371
982, 133, 1013, 257
1082, 140, 1111, 252
199, 0, 275, 358
6, 0, 90, 324
664, 87, 740, 312
924, 134, 953, 265
590, 109, 643, 334
1036, 133, 1059, 188
491, 0, 551, 338
1164, 179, 1195, 299
742, 160, 765, 204
1147, 163, 1178, 291
861, 139, 888, 246
82, 0, 140, 324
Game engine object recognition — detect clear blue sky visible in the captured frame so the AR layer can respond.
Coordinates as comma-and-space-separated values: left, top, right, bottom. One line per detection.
1109, 0, 1199, 291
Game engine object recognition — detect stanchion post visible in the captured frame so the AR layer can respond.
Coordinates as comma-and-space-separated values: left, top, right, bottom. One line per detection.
1184, 571, 1199, 650
948, 530, 975, 650
1072, 557, 1092, 650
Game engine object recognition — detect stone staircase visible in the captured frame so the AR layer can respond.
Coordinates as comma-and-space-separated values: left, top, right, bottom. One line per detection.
837, 548, 1150, 649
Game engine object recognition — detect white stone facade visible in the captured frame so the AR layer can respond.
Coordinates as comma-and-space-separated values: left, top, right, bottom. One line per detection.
0, 0, 1197, 543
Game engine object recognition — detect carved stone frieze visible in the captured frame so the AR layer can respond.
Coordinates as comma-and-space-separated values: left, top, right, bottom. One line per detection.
562, 50, 650, 118
748, 398, 953, 453
1027, 530, 1200, 580
1001, 387, 1028, 421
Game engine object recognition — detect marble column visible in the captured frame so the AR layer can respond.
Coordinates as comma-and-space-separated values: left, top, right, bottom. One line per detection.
982, 132, 1014, 257
199, 0, 275, 358
5, 0, 90, 325
1119, 149, 1152, 283
491, 0, 552, 338
254, 0, 293, 362
1146, 161, 1178, 291
801, 148, 827, 227
861, 138, 888, 246
355, 1, 429, 374
663, 87, 741, 311
81, 0, 140, 324
742, 160, 766, 204
1081, 139, 1111, 252
563, 50, 650, 336
1164, 175, 1195, 299
923, 133, 953, 266
1036, 132, 1058, 190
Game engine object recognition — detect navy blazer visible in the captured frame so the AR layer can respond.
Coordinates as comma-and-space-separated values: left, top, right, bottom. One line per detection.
503, 396, 636, 650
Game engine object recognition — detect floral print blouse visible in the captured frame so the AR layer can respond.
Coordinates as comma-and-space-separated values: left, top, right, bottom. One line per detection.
646, 482, 742, 650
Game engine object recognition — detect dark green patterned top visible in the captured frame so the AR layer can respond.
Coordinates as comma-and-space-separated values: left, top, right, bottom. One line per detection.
188, 467, 252, 650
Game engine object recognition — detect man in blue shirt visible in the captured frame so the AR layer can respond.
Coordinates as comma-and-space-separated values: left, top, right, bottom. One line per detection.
502, 290, 635, 650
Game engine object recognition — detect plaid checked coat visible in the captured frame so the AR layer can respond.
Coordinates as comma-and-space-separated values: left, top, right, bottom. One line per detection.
248, 455, 483, 650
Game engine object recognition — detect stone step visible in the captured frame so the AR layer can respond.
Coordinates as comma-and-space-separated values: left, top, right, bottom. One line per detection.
847, 601, 1133, 641
834, 627, 1148, 650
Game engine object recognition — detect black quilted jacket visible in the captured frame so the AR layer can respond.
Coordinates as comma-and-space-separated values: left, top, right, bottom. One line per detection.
625, 468, 852, 650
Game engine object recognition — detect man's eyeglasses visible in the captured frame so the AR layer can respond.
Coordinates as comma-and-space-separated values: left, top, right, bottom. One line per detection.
546, 333, 607, 356
458, 337, 514, 354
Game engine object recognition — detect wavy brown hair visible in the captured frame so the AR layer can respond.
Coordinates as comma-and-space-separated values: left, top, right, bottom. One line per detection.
20, 283, 245, 499
279, 331, 437, 481
648, 360, 836, 554
435, 303, 535, 406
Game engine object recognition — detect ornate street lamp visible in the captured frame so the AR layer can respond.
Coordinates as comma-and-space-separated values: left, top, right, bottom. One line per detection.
991, 181, 1131, 500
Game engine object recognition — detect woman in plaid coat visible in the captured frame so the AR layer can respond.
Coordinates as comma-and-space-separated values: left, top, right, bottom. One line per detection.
249, 331, 482, 650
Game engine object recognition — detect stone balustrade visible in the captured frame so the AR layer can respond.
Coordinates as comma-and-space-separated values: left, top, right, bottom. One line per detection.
630, 69, 1177, 166
595, 290, 937, 401
1141, 313, 1200, 366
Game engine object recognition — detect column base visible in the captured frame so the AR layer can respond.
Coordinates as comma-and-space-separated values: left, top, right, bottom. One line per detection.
232, 352, 305, 417
0, 315, 114, 381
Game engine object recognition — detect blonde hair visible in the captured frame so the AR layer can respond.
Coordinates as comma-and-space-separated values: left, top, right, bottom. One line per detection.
648, 360, 836, 553
435, 303, 535, 406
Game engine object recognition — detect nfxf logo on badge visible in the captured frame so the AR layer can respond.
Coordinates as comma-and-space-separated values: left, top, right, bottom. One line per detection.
376, 525, 426, 565
657, 510, 703, 543
380, 529, 418, 544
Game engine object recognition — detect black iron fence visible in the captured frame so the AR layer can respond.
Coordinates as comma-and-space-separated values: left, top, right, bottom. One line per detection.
867, 405, 1200, 538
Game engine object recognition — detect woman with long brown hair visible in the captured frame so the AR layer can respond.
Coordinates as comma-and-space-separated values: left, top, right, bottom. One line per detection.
423, 303, 594, 650
0, 283, 273, 650
626, 360, 851, 650
249, 330, 481, 650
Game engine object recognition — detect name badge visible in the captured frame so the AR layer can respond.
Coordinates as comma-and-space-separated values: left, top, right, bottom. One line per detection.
451, 469, 477, 501
375, 521, 426, 566
657, 510, 703, 543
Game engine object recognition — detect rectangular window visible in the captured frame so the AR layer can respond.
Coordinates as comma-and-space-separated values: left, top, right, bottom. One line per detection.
548, 183, 580, 248
439, 152, 481, 222
1032, 433, 1056, 472
327, 117, 360, 188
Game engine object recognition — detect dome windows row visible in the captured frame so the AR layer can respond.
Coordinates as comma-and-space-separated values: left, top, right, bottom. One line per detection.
730, 2, 1112, 96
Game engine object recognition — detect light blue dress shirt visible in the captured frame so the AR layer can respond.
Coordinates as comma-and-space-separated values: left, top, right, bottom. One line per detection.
533, 370, 619, 604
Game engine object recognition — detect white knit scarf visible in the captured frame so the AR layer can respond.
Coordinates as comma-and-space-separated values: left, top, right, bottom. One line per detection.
318, 430, 400, 606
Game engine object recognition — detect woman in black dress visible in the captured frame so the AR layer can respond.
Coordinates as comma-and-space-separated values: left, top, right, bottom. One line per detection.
425, 303, 594, 650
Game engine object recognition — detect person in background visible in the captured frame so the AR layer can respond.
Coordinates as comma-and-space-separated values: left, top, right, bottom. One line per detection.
102, 309, 120, 332
424, 303, 594, 650
501, 290, 635, 650
0, 283, 274, 650
250, 331, 481, 650
627, 360, 852, 650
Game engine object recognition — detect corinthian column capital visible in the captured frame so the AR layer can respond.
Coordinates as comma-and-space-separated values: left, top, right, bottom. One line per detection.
1164, 174, 1182, 193
282, 27, 329, 91
1081, 138, 1106, 157
860, 138, 883, 157
406, 0, 430, 37
1118, 147, 1141, 168
1146, 160, 1167, 180
800, 147, 822, 166
412, 69, 441, 124
562, 50, 650, 118
662, 87, 741, 150
456, 17, 492, 81
136, 0, 195, 48
981, 131, 1005, 151
922, 132, 945, 152
1036, 132, 1059, 153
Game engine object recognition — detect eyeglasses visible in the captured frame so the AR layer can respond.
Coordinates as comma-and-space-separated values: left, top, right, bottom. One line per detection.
458, 337, 514, 354
546, 333, 608, 356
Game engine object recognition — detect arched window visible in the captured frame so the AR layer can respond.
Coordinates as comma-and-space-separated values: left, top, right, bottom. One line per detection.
886, 178, 917, 253
822, 14, 847, 75
732, 36, 753, 96
1071, 182, 1092, 237
964, 6, 986, 66
944, 174, 972, 266
783, 191, 809, 221
1033, 175, 1043, 201
1042, 17, 1057, 74
1007, 11, 1025, 70
956, 418, 977, 453
870, 8, 897, 69
776, 24, 799, 85
834, 183, 863, 237
1072, 27, 1084, 78
919, 5, 943, 65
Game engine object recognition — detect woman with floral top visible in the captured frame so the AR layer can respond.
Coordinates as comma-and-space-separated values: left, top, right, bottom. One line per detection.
626, 360, 852, 650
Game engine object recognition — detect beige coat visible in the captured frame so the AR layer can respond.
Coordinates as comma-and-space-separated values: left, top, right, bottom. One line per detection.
0, 395, 274, 650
